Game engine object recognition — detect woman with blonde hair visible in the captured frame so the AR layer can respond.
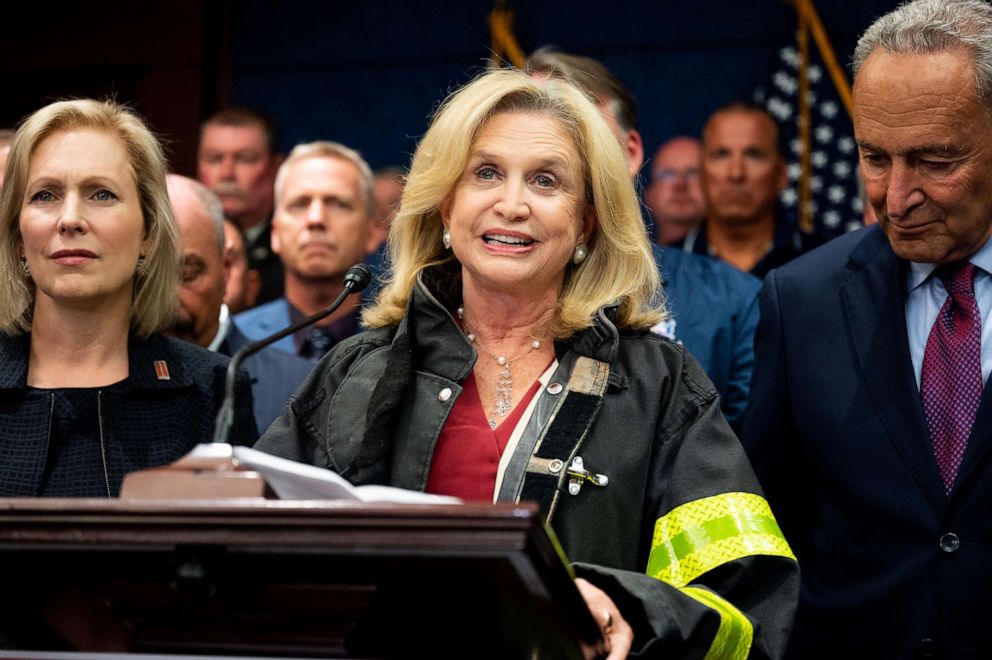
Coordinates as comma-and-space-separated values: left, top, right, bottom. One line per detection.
257, 69, 797, 658
0, 99, 256, 498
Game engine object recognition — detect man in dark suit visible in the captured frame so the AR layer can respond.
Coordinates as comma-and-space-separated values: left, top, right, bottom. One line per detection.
742, 1, 992, 656
165, 175, 312, 433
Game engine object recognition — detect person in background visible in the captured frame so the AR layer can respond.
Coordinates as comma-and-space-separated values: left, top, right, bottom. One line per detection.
223, 219, 261, 314
197, 107, 283, 305
166, 174, 312, 432
370, 166, 404, 252
256, 68, 798, 659
0, 100, 256, 497
645, 136, 705, 245
364, 166, 405, 296
234, 141, 378, 361
687, 102, 822, 277
526, 47, 761, 431
743, 0, 992, 655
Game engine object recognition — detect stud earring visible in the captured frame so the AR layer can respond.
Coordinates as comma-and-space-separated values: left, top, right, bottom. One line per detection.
20, 257, 30, 278
572, 243, 588, 265
442, 228, 452, 250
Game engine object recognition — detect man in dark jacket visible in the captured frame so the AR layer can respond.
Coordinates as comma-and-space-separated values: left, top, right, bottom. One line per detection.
743, 1, 992, 655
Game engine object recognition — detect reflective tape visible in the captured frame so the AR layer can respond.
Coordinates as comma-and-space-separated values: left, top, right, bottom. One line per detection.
647, 492, 795, 587
682, 586, 753, 660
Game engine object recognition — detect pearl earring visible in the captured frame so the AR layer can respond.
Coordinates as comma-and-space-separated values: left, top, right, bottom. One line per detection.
572, 243, 588, 264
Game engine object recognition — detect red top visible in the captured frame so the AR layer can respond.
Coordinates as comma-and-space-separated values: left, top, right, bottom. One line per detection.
425, 370, 544, 501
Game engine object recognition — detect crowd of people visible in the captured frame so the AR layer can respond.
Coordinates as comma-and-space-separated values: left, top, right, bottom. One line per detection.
0, 0, 990, 657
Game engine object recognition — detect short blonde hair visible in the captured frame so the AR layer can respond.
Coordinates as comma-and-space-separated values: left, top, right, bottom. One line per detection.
363, 68, 663, 337
0, 99, 181, 337
274, 140, 375, 218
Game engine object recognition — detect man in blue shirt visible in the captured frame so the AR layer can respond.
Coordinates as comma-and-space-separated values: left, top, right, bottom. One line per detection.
526, 48, 760, 430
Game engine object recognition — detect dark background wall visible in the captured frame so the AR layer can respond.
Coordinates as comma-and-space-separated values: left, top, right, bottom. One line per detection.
3, 0, 900, 174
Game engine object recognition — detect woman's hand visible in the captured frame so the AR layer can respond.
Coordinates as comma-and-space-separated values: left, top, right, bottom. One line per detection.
575, 577, 633, 659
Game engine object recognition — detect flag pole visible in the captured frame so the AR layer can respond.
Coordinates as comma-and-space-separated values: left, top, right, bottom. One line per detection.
489, 1, 526, 68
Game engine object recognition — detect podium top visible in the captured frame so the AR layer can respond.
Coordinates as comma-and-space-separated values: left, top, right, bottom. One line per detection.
0, 498, 601, 658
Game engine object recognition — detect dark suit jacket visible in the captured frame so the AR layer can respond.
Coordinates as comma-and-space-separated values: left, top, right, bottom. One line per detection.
742, 225, 992, 659
220, 322, 313, 434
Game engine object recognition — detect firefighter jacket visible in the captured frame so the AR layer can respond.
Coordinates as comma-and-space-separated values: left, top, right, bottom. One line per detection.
256, 267, 800, 658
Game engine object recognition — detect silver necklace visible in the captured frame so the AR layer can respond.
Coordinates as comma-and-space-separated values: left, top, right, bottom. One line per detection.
457, 306, 543, 429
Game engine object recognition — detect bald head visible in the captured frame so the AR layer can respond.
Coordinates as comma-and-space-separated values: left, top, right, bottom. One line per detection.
166, 174, 229, 348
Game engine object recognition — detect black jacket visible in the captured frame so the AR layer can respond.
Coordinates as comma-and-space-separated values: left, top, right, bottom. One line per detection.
257, 267, 799, 658
0, 332, 257, 497
743, 225, 992, 658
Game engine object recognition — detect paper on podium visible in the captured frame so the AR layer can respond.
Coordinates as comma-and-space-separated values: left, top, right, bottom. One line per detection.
228, 445, 461, 504
120, 443, 462, 503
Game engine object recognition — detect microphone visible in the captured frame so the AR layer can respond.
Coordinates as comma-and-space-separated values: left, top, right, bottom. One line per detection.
211, 263, 373, 445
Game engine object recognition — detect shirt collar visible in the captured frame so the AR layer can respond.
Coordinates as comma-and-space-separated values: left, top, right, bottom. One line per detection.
207, 304, 231, 353
907, 234, 992, 293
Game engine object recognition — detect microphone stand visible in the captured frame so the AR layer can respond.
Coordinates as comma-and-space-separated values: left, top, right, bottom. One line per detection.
212, 264, 371, 445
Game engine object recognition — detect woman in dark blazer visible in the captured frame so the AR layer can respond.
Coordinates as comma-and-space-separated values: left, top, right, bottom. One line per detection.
0, 99, 256, 497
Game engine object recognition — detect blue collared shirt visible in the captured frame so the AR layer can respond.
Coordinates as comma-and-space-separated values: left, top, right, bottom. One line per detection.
906, 237, 992, 389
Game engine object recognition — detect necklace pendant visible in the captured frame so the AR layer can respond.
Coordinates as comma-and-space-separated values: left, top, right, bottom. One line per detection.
488, 418, 497, 430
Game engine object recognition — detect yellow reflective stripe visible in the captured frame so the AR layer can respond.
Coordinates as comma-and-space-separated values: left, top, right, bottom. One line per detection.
682, 586, 753, 660
648, 492, 795, 587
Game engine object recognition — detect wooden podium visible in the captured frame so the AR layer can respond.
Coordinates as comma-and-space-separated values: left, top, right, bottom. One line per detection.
0, 499, 602, 658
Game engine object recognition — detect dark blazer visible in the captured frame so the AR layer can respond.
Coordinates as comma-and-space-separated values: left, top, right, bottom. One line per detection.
742, 225, 992, 659
220, 321, 313, 433
0, 332, 258, 497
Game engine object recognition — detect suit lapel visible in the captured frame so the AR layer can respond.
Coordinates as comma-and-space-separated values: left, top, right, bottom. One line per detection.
839, 229, 947, 513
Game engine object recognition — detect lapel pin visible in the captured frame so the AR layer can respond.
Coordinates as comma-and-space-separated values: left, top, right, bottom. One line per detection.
154, 360, 170, 381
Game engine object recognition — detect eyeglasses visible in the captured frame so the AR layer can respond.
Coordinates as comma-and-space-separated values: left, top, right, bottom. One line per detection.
654, 168, 700, 183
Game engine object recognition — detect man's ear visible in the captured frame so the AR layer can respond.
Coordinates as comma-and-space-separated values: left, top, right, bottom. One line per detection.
775, 157, 789, 193
270, 221, 282, 256
624, 129, 645, 178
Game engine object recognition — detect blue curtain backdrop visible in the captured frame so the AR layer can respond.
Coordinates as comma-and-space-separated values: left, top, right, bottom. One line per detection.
226, 0, 897, 173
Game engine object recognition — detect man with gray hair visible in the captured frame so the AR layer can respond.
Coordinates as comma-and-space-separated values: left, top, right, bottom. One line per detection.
742, 1, 992, 656
165, 174, 312, 432
234, 141, 378, 360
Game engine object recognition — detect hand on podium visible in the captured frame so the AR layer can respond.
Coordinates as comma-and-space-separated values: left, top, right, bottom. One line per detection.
575, 577, 633, 659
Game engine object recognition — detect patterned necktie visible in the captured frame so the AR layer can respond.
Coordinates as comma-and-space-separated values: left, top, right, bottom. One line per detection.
300, 326, 335, 361
920, 261, 983, 493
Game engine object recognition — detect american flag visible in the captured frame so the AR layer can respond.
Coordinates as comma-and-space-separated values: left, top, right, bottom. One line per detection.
754, 46, 864, 238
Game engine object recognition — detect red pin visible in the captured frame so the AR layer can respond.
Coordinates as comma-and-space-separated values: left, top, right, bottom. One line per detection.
153, 360, 170, 380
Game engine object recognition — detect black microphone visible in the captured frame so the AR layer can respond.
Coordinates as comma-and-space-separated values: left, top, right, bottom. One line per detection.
211, 263, 373, 444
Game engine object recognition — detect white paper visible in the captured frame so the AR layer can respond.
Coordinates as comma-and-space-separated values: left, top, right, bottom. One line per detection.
229, 445, 461, 504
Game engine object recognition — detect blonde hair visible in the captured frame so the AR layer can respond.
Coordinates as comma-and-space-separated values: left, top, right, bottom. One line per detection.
363, 68, 663, 337
0, 99, 181, 337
